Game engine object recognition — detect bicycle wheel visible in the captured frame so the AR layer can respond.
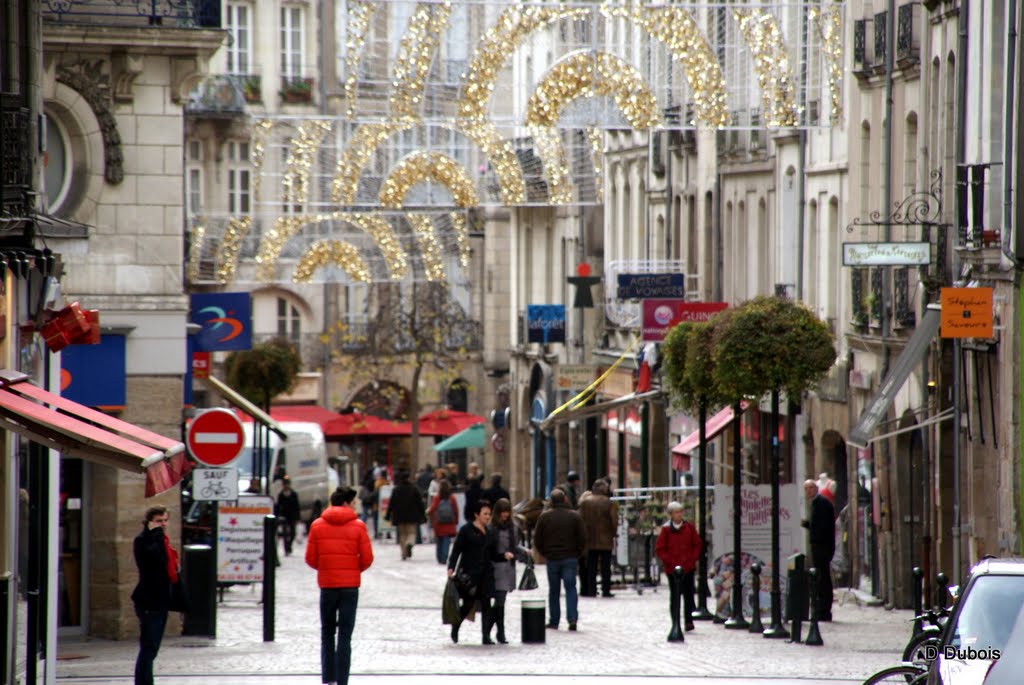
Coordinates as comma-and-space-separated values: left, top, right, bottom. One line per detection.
902, 630, 942, 664
861, 664, 928, 685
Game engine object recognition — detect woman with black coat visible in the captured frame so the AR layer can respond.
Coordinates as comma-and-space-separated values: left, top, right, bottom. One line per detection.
488, 498, 519, 644
446, 499, 510, 644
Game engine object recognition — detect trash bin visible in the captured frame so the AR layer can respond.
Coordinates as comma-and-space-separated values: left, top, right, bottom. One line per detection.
785, 553, 808, 623
182, 544, 216, 637
521, 598, 546, 644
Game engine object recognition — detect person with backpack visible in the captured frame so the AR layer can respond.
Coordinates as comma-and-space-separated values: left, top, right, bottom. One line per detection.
428, 479, 459, 564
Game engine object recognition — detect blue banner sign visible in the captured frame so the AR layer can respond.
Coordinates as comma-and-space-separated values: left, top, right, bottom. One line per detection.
526, 305, 566, 344
191, 292, 253, 351
61, 335, 126, 409
616, 273, 686, 299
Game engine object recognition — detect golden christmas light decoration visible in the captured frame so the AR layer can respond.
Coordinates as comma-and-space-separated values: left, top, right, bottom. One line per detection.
293, 240, 372, 284
528, 126, 573, 204
525, 51, 662, 130
216, 216, 252, 284
456, 120, 527, 205
587, 128, 604, 203
343, 1, 375, 119
810, 4, 844, 125
408, 214, 447, 282
379, 151, 480, 208
389, 2, 452, 121
250, 119, 275, 202
348, 213, 409, 280
733, 8, 798, 128
604, 4, 729, 129
450, 211, 470, 271
186, 222, 205, 283
283, 120, 333, 205
331, 121, 409, 205
257, 215, 310, 281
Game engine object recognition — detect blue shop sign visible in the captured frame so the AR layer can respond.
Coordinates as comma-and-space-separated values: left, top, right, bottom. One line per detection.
61, 335, 126, 409
616, 273, 685, 299
191, 292, 253, 351
526, 304, 566, 344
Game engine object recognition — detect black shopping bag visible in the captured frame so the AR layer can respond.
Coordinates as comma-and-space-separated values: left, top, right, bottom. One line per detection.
518, 563, 539, 591
442, 577, 461, 625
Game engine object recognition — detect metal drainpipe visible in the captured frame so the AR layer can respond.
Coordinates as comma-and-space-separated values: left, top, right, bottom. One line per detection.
881, 0, 896, 607
796, 3, 809, 302
1004, 0, 1019, 267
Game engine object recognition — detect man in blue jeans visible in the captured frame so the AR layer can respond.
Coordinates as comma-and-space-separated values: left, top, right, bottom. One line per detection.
533, 488, 587, 630
131, 506, 175, 685
306, 487, 374, 685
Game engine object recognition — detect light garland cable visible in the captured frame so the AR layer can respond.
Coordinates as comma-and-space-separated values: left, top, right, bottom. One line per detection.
343, 1, 375, 119
450, 211, 470, 271
215, 215, 252, 284
408, 213, 447, 282
331, 121, 409, 205
379, 151, 480, 208
293, 240, 372, 283
528, 125, 573, 204
250, 118, 275, 203
810, 3, 844, 125
186, 222, 205, 283
349, 212, 409, 280
283, 120, 332, 205
733, 8, 798, 128
587, 127, 604, 203
389, 2, 452, 121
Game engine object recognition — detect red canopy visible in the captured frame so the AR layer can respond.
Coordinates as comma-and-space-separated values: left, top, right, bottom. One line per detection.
324, 412, 412, 440
233, 405, 343, 432
417, 408, 487, 437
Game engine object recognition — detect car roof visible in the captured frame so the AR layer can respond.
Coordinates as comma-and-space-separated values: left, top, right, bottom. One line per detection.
969, 557, 1024, 577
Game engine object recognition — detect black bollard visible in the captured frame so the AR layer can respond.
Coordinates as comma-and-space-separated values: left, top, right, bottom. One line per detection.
748, 562, 765, 633
263, 514, 276, 642
668, 566, 685, 642
935, 572, 949, 609
804, 568, 824, 646
912, 567, 924, 635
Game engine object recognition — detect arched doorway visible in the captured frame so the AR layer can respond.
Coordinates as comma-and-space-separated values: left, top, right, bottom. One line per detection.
447, 378, 469, 412
346, 381, 411, 419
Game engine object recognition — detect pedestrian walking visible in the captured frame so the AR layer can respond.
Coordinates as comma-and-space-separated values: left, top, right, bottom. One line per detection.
305, 487, 374, 685
482, 473, 510, 507
654, 501, 701, 632
577, 479, 618, 598
276, 476, 301, 556
428, 479, 459, 564
533, 488, 587, 631
447, 499, 504, 644
387, 470, 426, 560
559, 471, 582, 509
463, 473, 484, 522
802, 479, 836, 621
488, 498, 519, 644
131, 506, 177, 685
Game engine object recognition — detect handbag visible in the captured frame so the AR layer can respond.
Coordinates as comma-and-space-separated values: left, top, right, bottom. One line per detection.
168, 576, 190, 614
442, 577, 461, 625
452, 554, 477, 597
518, 562, 539, 591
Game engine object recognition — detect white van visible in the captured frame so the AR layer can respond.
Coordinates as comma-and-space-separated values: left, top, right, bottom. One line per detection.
237, 421, 334, 523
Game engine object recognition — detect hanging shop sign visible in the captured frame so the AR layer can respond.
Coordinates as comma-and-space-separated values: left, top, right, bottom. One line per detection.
940, 287, 994, 338
842, 242, 931, 266
526, 304, 566, 343
616, 273, 685, 299
641, 300, 728, 341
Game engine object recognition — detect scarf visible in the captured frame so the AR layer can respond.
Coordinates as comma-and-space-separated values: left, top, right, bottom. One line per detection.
163, 534, 179, 583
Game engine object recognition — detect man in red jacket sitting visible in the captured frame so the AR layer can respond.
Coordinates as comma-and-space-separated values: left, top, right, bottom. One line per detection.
306, 486, 374, 685
655, 500, 702, 633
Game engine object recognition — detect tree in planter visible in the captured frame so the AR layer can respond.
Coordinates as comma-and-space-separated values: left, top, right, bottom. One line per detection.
710, 295, 835, 637
663, 319, 731, 623
324, 281, 474, 471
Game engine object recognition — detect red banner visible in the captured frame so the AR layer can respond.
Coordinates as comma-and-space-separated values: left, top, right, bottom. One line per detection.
641, 300, 728, 341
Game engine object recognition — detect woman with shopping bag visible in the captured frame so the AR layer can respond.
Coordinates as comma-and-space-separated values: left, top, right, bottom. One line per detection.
447, 499, 510, 644
488, 498, 529, 644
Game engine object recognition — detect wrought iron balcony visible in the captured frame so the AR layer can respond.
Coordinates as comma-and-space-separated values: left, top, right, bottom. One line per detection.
185, 75, 250, 116
42, 0, 221, 28
853, 20, 867, 70
1, 94, 32, 221
874, 11, 888, 70
849, 266, 918, 332
897, 3, 920, 66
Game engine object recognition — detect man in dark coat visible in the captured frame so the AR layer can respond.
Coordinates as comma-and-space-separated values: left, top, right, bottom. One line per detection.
802, 479, 837, 621
482, 473, 510, 506
276, 475, 301, 556
559, 471, 582, 509
463, 474, 484, 522
387, 470, 427, 559
533, 488, 587, 631
131, 506, 176, 685
578, 479, 619, 597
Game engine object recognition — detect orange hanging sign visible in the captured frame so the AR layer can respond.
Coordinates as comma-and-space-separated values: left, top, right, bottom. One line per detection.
940, 287, 993, 338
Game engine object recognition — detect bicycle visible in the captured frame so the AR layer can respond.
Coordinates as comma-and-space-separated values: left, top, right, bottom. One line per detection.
902, 607, 951, 663
861, 663, 928, 685
200, 481, 231, 499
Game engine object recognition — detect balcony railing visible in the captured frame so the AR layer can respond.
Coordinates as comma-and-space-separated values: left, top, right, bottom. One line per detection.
849, 266, 918, 332
874, 11, 888, 70
853, 19, 867, 70
42, 0, 221, 28
897, 3, 920, 66
1, 94, 31, 219
185, 75, 247, 116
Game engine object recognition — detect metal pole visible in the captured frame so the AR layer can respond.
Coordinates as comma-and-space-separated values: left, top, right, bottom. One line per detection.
263, 515, 276, 642
693, 399, 713, 620
764, 389, 787, 638
725, 401, 748, 629
952, 339, 962, 585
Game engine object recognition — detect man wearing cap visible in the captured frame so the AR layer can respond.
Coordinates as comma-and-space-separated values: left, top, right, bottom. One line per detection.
560, 471, 582, 509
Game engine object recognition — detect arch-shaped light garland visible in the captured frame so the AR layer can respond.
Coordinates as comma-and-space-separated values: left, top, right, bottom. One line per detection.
379, 151, 480, 208
293, 240, 372, 284
810, 3, 844, 125
733, 8, 798, 127
283, 120, 333, 205
407, 214, 447, 282
342, 1, 375, 119
389, 2, 452, 120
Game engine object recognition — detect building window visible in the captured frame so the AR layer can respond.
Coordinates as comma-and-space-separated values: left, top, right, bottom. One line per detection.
186, 140, 203, 216
226, 2, 252, 75
43, 114, 72, 213
277, 297, 302, 342
227, 141, 250, 214
281, 6, 304, 81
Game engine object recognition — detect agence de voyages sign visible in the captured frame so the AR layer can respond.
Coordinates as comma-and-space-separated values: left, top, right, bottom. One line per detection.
842, 242, 931, 267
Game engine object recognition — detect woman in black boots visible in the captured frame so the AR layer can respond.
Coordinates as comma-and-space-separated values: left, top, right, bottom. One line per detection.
447, 499, 511, 644
488, 498, 519, 644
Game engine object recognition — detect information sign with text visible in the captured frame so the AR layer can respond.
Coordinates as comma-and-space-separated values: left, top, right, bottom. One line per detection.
217, 497, 273, 583
941, 287, 994, 338
842, 242, 931, 266
616, 273, 685, 299
641, 300, 728, 341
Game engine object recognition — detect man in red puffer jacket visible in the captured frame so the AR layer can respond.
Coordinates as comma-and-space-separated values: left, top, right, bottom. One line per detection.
655, 501, 702, 633
306, 486, 374, 685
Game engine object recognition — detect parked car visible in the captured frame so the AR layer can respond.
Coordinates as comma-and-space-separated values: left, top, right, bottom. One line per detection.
927, 557, 1024, 685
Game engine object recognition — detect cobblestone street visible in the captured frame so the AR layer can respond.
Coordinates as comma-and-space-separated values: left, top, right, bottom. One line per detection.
57, 533, 911, 683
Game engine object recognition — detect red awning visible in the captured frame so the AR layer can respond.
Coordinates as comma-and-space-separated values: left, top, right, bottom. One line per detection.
671, 402, 749, 471
417, 409, 486, 436
0, 369, 189, 497
324, 412, 411, 440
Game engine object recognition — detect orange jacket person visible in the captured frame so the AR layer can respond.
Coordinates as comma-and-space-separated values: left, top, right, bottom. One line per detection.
306, 486, 374, 685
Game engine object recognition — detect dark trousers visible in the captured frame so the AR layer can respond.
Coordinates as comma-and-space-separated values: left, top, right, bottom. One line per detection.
320, 587, 359, 685
667, 570, 696, 626
280, 520, 297, 555
134, 606, 168, 685
812, 549, 834, 619
584, 549, 613, 596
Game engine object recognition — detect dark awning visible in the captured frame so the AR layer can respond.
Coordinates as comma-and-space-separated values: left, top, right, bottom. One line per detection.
848, 308, 941, 448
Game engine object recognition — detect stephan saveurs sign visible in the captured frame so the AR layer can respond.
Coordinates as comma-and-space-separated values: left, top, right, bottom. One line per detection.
526, 305, 566, 343
842, 242, 931, 266
616, 273, 686, 299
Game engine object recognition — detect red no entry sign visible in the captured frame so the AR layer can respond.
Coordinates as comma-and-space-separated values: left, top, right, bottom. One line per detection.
187, 408, 245, 467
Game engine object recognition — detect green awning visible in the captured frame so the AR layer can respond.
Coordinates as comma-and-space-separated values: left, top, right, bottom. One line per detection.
432, 422, 486, 451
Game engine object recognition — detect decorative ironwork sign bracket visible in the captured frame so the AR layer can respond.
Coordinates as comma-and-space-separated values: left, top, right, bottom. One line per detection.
846, 169, 948, 232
